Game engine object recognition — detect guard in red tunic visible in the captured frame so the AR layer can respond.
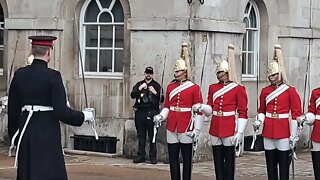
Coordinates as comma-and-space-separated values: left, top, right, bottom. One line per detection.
194, 44, 248, 180
153, 43, 204, 180
297, 88, 320, 179
253, 44, 302, 180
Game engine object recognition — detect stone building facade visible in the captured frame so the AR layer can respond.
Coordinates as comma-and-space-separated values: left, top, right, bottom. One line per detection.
0, 0, 320, 161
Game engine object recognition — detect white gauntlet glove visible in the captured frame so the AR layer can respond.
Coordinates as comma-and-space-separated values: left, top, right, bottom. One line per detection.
232, 118, 248, 146
289, 120, 299, 149
153, 114, 163, 124
82, 108, 95, 123
297, 113, 316, 127
192, 103, 212, 117
192, 103, 203, 113
253, 113, 265, 131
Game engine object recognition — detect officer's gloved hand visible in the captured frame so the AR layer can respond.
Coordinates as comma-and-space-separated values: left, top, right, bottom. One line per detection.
138, 83, 147, 91
82, 108, 95, 124
232, 132, 243, 146
192, 103, 203, 113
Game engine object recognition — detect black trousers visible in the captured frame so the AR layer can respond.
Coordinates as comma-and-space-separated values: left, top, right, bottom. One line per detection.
168, 143, 193, 180
134, 109, 158, 159
311, 151, 320, 180
212, 145, 235, 180
265, 149, 291, 180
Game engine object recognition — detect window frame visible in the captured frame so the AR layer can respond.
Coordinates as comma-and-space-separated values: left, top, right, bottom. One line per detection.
241, 1, 260, 81
0, 16, 4, 75
79, 0, 124, 79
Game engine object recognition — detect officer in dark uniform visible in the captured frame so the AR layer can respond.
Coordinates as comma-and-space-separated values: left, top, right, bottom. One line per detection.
130, 67, 163, 164
8, 35, 95, 180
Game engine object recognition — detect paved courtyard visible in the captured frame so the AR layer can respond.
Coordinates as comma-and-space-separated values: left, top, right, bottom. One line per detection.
0, 144, 315, 180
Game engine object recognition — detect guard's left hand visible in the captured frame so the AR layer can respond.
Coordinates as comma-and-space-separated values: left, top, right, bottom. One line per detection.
232, 132, 243, 146
289, 135, 299, 149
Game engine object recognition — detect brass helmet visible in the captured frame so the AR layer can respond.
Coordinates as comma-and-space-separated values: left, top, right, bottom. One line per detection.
25, 54, 34, 66
174, 58, 187, 71
215, 44, 238, 82
267, 44, 287, 82
174, 42, 192, 79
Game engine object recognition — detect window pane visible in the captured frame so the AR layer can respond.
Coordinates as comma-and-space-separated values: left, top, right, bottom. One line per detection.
0, 30, 3, 45
0, 6, 3, 22
0, 50, 3, 68
249, 8, 257, 28
115, 25, 123, 48
86, 25, 98, 47
85, 49, 97, 72
247, 52, 254, 74
243, 17, 249, 28
99, 50, 112, 72
242, 53, 246, 74
85, 1, 100, 22
242, 32, 247, 51
100, 25, 113, 47
115, 50, 123, 72
100, 0, 112, 9
248, 30, 255, 51
99, 12, 112, 22
112, 0, 124, 22
245, 3, 250, 13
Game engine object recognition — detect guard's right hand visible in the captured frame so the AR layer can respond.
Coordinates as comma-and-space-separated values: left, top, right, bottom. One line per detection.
153, 114, 163, 124
138, 83, 147, 91
82, 108, 95, 123
252, 117, 262, 131
297, 115, 306, 127
192, 103, 203, 113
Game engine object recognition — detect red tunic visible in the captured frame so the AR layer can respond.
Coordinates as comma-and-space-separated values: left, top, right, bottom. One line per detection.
163, 80, 203, 133
308, 88, 320, 142
207, 82, 248, 137
258, 84, 302, 139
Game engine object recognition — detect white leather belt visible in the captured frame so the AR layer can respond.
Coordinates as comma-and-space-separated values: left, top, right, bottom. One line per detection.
13, 105, 54, 167
316, 115, 320, 120
266, 112, 289, 119
169, 106, 191, 112
212, 110, 236, 116
22, 105, 53, 112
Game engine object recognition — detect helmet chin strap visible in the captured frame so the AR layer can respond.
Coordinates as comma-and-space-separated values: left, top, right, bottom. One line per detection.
174, 71, 187, 82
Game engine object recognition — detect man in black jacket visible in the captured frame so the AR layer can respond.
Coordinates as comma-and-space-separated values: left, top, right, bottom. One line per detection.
8, 35, 95, 180
130, 67, 163, 164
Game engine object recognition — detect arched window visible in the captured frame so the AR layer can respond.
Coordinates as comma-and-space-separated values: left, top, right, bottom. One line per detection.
242, 1, 260, 80
0, 4, 4, 75
80, 0, 124, 79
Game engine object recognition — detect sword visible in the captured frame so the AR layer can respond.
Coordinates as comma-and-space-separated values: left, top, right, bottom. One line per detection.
291, 147, 296, 180
250, 125, 259, 149
151, 53, 167, 144
152, 120, 161, 143
74, 11, 99, 140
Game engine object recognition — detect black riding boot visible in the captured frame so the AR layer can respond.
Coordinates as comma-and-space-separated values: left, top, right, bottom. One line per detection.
223, 146, 235, 180
265, 149, 279, 180
212, 145, 224, 180
181, 143, 193, 180
278, 150, 290, 180
168, 143, 181, 180
311, 151, 320, 180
